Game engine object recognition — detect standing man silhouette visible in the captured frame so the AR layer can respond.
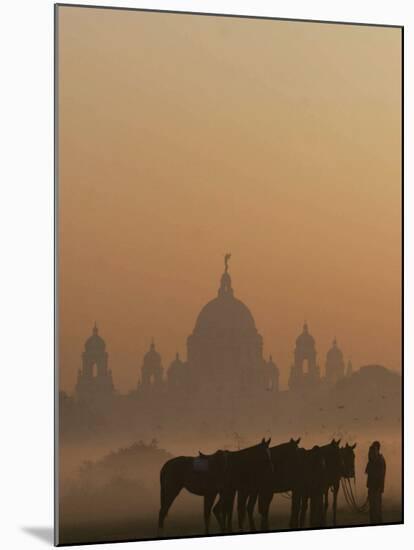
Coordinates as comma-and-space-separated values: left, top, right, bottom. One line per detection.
365, 441, 386, 524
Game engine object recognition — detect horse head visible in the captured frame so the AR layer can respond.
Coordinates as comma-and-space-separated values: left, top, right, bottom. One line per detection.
341, 442, 357, 478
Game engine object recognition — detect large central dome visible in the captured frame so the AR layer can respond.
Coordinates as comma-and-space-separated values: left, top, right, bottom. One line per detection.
193, 255, 257, 335
185, 255, 277, 402
194, 294, 257, 335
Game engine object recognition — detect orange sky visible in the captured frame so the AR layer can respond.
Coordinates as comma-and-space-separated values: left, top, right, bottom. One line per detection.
57, 6, 401, 393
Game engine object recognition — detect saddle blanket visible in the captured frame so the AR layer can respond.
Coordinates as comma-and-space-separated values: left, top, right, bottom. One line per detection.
193, 457, 209, 472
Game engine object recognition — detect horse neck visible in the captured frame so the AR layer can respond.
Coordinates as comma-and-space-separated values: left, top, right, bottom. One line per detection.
270, 443, 296, 464
229, 444, 268, 468
320, 445, 341, 479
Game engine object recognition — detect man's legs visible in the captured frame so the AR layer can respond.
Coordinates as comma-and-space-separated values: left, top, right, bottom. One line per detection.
369, 490, 383, 524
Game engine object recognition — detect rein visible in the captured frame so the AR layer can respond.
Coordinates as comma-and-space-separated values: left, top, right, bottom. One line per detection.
340, 477, 369, 514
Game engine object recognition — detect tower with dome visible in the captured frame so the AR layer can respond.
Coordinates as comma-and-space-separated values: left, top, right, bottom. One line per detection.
288, 322, 320, 390
139, 339, 164, 389
75, 323, 114, 403
325, 338, 345, 386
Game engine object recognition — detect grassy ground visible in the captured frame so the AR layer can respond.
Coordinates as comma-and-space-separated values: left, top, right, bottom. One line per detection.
58, 502, 402, 545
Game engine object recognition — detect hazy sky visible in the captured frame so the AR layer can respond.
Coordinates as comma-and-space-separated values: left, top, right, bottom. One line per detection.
57, 6, 401, 393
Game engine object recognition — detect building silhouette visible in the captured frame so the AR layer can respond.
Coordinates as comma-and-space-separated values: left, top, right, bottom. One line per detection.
75, 323, 114, 404
70, 257, 358, 419
325, 338, 345, 386
139, 339, 164, 389
186, 254, 277, 406
288, 322, 320, 390
265, 354, 280, 391
167, 352, 188, 390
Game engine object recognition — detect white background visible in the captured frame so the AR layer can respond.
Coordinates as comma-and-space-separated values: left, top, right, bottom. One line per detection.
0, 0, 411, 548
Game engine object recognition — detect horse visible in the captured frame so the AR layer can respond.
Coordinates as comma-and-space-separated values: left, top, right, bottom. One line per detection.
237, 437, 301, 532
158, 448, 228, 534
292, 438, 346, 528
324, 442, 356, 525
289, 444, 328, 529
211, 437, 273, 533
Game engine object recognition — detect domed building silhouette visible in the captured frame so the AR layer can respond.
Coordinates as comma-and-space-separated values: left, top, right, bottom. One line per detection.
288, 322, 320, 390
265, 354, 280, 392
167, 352, 187, 390
140, 339, 163, 388
75, 323, 114, 403
325, 338, 345, 386
186, 254, 275, 404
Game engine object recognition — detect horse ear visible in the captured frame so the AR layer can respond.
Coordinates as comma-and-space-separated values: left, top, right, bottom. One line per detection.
261, 437, 265, 444
330, 438, 335, 445
266, 438, 271, 446
296, 438, 301, 445
351, 443, 357, 449
290, 438, 294, 443
337, 439, 341, 446
345, 442, 349, 448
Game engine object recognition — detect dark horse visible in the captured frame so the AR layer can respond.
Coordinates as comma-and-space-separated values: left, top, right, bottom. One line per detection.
158, 449, 227, 534
290, 444, 329, 528
296, 439, 357, 527
323, 442, 356, 525
236, 438, 301, 532
211, 438, 273, 533
159, 438, 273, 534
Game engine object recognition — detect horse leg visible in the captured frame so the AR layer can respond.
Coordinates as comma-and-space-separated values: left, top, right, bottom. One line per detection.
332, 484, 339, 526
322, 489, 329, 526
247, 492, 258, 531
158, 480, 181, 531
258, 490, 272, 531
299, 495, 308, 528
204, 493, 216, 535
290, 490, 301, 528
226, 490, 236, 532
237, 489, 248, 531
213, 494, 225, 532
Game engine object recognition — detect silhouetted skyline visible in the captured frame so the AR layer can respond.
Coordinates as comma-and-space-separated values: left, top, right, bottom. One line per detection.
58, 7, 401, 394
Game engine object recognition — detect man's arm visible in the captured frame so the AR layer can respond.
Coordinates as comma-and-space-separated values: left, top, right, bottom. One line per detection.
380, 457, 386, 492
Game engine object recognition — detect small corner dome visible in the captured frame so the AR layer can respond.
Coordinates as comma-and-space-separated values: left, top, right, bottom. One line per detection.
168, 353, 185, 375
327, 339, 343, 359
267, 354, 278, 370
144, 341, 161, 364
296, 323, 315, 347
85, 323, 105, 351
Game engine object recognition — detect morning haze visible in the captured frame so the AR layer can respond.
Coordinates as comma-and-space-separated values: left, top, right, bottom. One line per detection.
58, 7, 401, 394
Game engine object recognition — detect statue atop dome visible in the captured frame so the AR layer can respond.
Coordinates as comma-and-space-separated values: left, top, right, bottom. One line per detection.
219, 253, 233, 297
224, 253, 231, 273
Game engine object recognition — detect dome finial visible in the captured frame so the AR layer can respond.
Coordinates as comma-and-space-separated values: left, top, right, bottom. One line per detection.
224, 252, 231, 273
303, 320, 308, 332
93, 321, 98, 335
218, 253, 233, 297
150, 337, 155, 350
